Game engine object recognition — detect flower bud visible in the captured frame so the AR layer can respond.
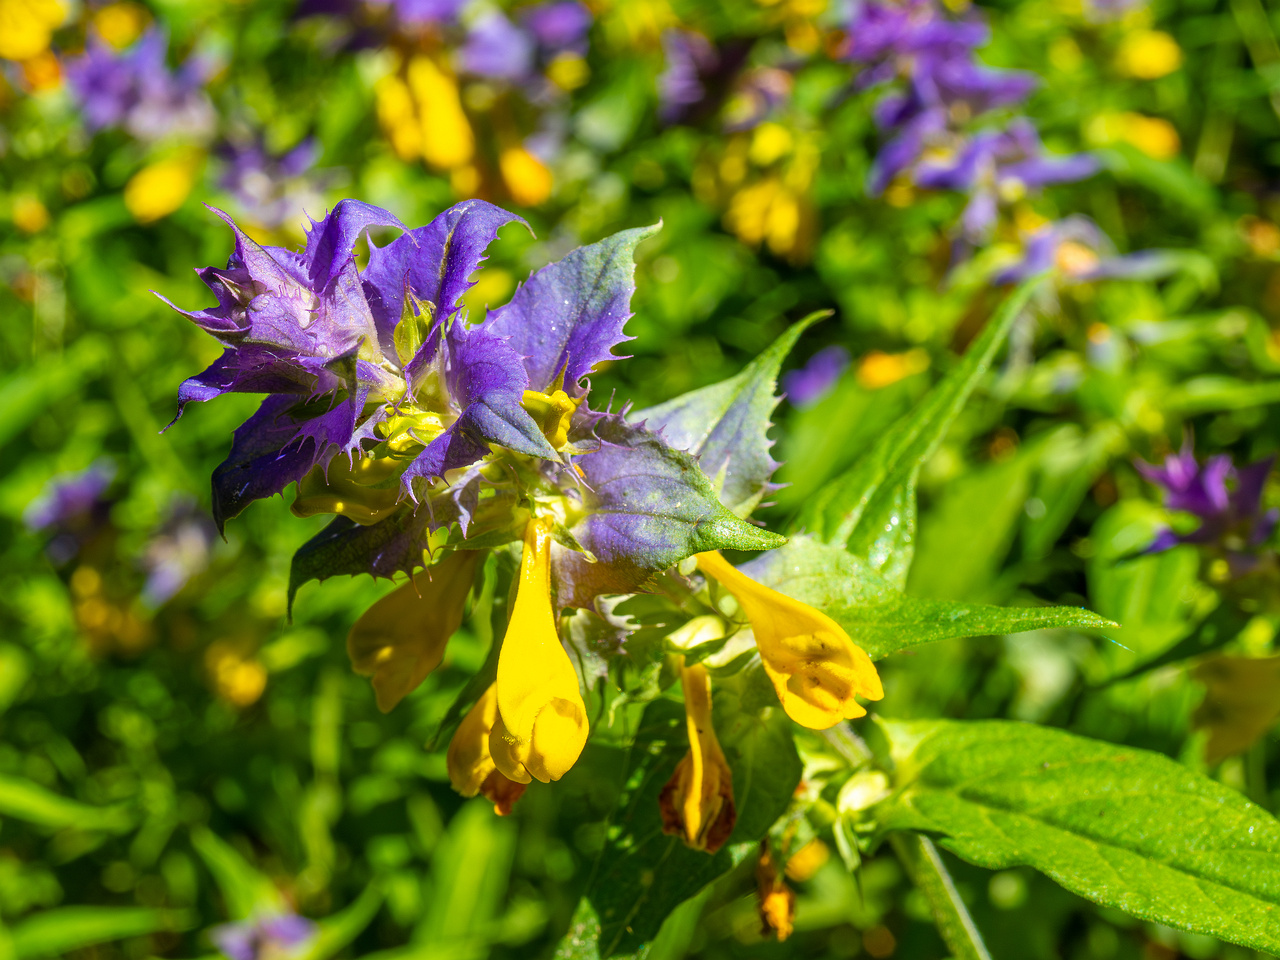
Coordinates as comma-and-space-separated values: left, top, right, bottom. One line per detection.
659, 660, 736, 853
348, 550, 479, 713
447, 683, 527, 816
696, 551, 882, 729
490, 518, 589, 783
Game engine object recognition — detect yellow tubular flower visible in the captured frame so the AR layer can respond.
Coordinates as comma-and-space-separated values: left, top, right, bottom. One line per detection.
696, 551, 882, 729
447, 683, 528, 815
490, 518, 589, 784
659, 659, 737, 853
347, 550, 479, 712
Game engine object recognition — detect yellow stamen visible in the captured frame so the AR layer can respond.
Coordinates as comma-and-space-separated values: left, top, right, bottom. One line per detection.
489, 518, 589, 783
695, 551, 883, 729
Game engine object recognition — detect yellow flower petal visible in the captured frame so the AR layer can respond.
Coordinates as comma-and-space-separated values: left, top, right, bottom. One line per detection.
406, 56, 474, 170
500, 147, 554, 207
658, 660, 737, 853
123, 151, 202, 224
347, 550, 479, 712
447, 683, 528, 815
696, 550, 882, 729
490, 518, 589, 783
0, 0, 67, 62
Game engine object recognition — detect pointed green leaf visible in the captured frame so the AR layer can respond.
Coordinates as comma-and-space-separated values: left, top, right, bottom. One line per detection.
190, 826, 285, 921
744, 535, 1114, 660
0, 775, 132, 833
874, 719, 1280, 955
637, 310, 829, 516
800, 278, 1042, 549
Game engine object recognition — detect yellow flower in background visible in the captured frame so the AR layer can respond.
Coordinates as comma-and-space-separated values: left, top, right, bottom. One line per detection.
375, 74, 424, 162
407, 56, 474, 170
749, 122, 794, 166
1086, 111, 1180, 160
447, 683, 529, 815
1115, 29, 1182, 79
490, 518, 589, 784
696, 551, 883, 729
347, 550, 480, 713
0, 0, 66, 62
547, 52, 589, 91
20, 49, 59, 90
755, 841, 796, 941
123, 151, 203, 223
603, 0, 676, 51
12, 194, 49, 233
855, 348, 930, 390
725, 177, 812, 260
659, 660, 737, 853
93, 2, 148, 50
205, 641, 267, 708
500, 147, 554, 207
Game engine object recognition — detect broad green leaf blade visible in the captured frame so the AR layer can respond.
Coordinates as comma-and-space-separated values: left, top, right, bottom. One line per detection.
744, 536, 1114, 660
889, 833, 991, 960
0, 775, 132, 833
874, 719, 1280, 954
636, 310, 828, 516
800, 279, 1042, 548
580, 688, 800, 957
10, 907, 192, 959
190, 826, 285, 920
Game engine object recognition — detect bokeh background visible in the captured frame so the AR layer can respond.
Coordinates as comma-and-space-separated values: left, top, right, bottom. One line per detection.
2, 0, 1280, 956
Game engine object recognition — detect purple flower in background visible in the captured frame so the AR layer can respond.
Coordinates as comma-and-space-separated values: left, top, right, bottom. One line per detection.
65, 28, 215, 142
211, 912, 316, 960
25, 462, 116, 567
782, 346, 850, 408
461, 12, 535, 81
392, 0, 467, 25
523, 1, 592, 52
723, 66, 793, 131
218, 139, 326, 229
915, 121, 1098, 238
1137, 441, 1277, 574
141, 497, 217, 608
994, 216, 1182, 285
658, 29, 717, 124
1086, 0, 1148, 21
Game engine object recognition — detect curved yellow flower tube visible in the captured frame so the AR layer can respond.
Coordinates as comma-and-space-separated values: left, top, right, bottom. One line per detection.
696, 551, 882, 729
447, 683, 527, 816
490, 518, 589, 783
659, 660, 736, 853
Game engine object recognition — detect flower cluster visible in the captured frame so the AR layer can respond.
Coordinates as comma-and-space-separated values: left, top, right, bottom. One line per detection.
166, 198, 883, 834
1138, 440, 1277, 577
843, 0, 1099, 262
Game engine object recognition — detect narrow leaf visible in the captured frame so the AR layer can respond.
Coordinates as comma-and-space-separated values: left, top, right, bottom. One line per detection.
10, 908, 192, 959
743, 535, 1114, 660
190, 826, 285, 921
875, 718, 1280, 955
800, 278, 1041, 548
0, 775, 132, 833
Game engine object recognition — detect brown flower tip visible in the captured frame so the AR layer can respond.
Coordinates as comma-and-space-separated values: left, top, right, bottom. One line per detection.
480, 770, 528, 817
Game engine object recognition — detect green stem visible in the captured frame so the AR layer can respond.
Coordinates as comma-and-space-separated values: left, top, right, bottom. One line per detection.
890, 832, 992, 960
1229, 0, 1280, 121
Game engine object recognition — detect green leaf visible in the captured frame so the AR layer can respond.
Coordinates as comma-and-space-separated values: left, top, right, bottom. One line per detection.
303, 881, 385, 960
577, 687, 800, 957
800, 279, 1041, 549
744, 535, 1114, 660
0, 775, 132, 833
9, 907, 192, 958
1164, 375, 1280, 415
874, 718, 1280, 954
636, 310, 829, 516
190, 826, 285, 920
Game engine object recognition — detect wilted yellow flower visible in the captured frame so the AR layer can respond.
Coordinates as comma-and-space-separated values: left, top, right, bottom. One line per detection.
0, 0, 67, 62
500, 147, 554, 207
447, 683, 529, 815
855, 348, 930, 390
347, 550, 480, 713
1115, 29, 1182, 79
756, 841, 795, 941
659, 660, 736, 853
696, 551, 882, 729
406, 56, 474, 170
490, 518, 589, 784
12, 194, 49, 233
123, 151, 202, 224
93, 2, 148, 50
